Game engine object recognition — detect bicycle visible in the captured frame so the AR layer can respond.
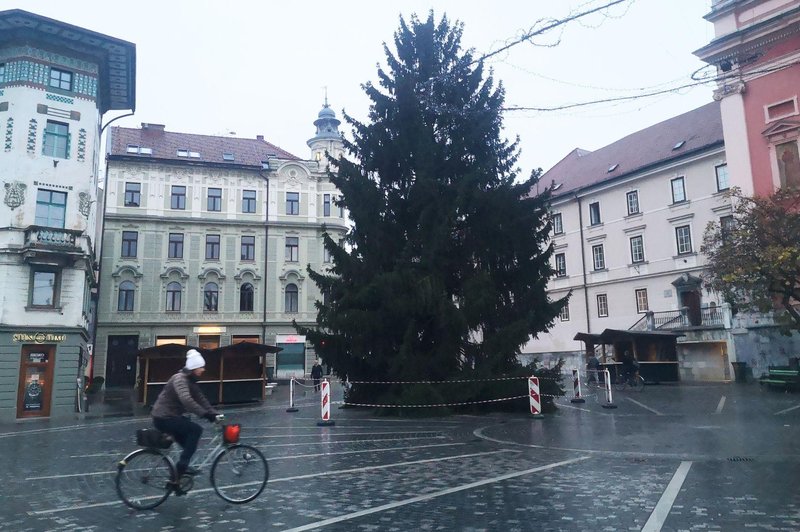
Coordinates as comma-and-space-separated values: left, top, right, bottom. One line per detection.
614, 368, 645, 392
115, 415, 268, 510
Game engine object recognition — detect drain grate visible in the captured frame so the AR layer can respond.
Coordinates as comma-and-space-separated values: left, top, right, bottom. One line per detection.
728, 456, 754, 462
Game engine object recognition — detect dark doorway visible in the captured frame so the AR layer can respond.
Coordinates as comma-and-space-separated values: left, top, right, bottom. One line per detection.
680, 290, 702, 326
106, 335, 139, 387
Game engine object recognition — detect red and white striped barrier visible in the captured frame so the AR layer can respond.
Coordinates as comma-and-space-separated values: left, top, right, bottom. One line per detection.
601, 368, 617, 409
286, 377, 299, 412
528, 376, 544, 418
570, 368, 585, 404
317, 378, 335, 426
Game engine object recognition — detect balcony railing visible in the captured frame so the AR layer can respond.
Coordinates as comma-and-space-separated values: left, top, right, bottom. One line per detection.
629, 305, 731, 331
23, 226, 88, 259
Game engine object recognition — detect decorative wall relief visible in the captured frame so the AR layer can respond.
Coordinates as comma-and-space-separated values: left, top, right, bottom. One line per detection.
78, 191, 91, 218
26, 119, 37, 153
4, 181, 27, 210
77, 128, 87, 162
4, 117, 12, 152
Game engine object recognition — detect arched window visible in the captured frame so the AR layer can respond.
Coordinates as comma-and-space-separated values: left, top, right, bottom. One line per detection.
118, 281, 135, 311
204, 282, 219, 312
285, 283, 298, 313
166, 281, 182, 311
240, 283, 254, 312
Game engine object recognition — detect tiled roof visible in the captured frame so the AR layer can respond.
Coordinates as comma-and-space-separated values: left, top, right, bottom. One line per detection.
542, 101, 723, 199
108, 125, 300, 165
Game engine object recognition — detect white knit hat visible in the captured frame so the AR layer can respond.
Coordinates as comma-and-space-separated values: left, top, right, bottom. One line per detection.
185, 349, 206, 370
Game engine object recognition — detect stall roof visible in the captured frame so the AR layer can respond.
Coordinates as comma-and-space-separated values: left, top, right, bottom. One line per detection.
138, 341, 281, 359
574, 329, 684, 344
138, 343, 202, 358
207, 342, 282, 356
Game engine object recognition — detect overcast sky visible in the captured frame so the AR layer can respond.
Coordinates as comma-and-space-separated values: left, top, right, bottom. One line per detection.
5, 0, 716, 175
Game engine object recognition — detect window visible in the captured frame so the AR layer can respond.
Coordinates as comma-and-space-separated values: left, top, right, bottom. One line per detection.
715, 164, 729, 191
592, 244, 605, 271
207, 188, 222, 211
241, 235, 255, 261
171, 186, 186, 210
168, 233, 184, 259
286, 236, 299, 262
720, 215, 735, 241
559, 303, 570, 321
124, 183, 141, 207
596, 294, 608, 317
285, 283, 299, 313
31, 269, 59, 308
49, 68, 72, 91
0, 63, 5, 82
166, 282, 182, 311
555, 253, 566, 277
630, 236, 645, 264
675, 225, 692, 254
206, 235, 220, 260
635, 288, 649, 313
204, 282, 219, 312
121, 231, 138, 258
338, 196, 345, 218
118, 281, 135, 311
323, 194, 331, 217
552, 213, 563, 235
286, 192, 299, 215
626, 191, 639, 215
242, 190, 256, 213
43, 120, 69, 159
776, 141, 800, 189
240, 283, 254, 312
223, 153, 235, 161
589, 202, 601, 225
35, 189, 67, 228
671, 177, 686, 203
323, 245, 332, 264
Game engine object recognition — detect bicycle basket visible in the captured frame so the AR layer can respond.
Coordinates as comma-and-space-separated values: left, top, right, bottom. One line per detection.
223, 424, 241, 444
136, 428, 173, 449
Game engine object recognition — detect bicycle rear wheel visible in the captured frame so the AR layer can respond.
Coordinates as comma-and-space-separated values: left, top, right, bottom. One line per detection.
116, 449, 175, 510
211, 444, 268, 503
632, 375, 645, 392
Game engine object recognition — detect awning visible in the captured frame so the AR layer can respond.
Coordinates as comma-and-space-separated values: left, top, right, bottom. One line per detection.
138, 343, 202, 359
207, 342, 282, 357
574, 329, 684, 344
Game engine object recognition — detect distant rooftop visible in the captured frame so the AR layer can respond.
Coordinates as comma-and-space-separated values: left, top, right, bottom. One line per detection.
108, 125, 300, 166
541, 101, 723, 199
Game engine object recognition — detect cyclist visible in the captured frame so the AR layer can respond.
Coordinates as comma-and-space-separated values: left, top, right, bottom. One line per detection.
620, 350, 639, 384
151, 349, 219, 478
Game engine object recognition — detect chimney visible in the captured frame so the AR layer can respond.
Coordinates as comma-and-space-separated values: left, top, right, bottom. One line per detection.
256, 135, 264, 141
141, 123, 165, 132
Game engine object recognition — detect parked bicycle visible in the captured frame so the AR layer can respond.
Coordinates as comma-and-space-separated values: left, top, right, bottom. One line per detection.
614, 368, 645, 392
116, 415, 268, 510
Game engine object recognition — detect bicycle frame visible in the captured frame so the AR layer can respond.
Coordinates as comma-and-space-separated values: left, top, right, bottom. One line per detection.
167, 423, 228, 473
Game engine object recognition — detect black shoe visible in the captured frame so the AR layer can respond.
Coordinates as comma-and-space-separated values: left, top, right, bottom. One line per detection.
177, 466, 200, 477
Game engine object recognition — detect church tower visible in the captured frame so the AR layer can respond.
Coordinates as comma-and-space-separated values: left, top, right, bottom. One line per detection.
307, 97, 344, 165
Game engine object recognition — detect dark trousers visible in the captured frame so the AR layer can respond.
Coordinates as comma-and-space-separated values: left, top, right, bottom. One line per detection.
313, 378, 321, 392
153, 416, 202, 474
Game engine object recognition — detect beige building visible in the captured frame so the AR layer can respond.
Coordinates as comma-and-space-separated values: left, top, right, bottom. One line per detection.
95, 106, 346, 388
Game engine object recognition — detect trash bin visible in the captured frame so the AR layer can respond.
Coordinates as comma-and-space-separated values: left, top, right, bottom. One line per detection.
731, 362, 748, 383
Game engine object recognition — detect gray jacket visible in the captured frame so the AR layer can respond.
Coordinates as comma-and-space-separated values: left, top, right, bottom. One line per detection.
151, 370, 216, 419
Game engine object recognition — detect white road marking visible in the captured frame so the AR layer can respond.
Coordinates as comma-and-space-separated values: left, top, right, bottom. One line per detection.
714, 396, 726, 414
27, 449, 519, 515
559, 403, 593, 413
245, 430, 443, 439
282, 456, 590, 532
626, 397, 663, 415
641, 461, 693, 532
774, 403, 800, 415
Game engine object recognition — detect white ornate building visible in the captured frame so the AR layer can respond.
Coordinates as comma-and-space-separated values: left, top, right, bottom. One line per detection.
0, 10, 136, 420
95, 105, 346, 387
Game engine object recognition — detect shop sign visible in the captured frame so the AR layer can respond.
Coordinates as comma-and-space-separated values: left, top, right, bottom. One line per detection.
12, 332, 66, 343
28, 352, 48, 364
276, 334, 305, 344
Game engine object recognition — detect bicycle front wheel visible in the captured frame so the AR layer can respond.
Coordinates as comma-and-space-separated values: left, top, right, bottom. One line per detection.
614, 376, 627, 391
211, 444, 268, 503
116, 449, 175, 510
632, 375, 645, 392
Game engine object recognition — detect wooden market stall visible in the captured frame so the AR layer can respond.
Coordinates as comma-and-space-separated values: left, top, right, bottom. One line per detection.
136, 342, 282, 406
574, 329, 683, 383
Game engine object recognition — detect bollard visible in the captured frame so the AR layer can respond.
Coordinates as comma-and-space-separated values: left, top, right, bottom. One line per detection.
528, 376, 545, 419
316, 378, 335, 426
570, 368, 586, 404
286, 377, 299, 413
601, 368, 618, 409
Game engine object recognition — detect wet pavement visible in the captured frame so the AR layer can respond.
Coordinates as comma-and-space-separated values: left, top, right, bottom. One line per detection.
1, 381, 799, 531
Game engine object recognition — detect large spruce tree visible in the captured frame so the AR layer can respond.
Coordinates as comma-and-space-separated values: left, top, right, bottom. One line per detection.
298, 13, 566, 403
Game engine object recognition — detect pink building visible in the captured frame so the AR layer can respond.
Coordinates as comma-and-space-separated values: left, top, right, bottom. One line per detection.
695, 0, 800, 196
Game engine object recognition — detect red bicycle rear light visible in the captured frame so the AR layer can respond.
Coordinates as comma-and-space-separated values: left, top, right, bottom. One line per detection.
223, 424, 241, 444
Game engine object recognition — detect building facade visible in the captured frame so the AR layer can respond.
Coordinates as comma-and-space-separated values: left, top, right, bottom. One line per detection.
95, 106, 346, 389
522, 103, 737, 381
0, 10, 135, 421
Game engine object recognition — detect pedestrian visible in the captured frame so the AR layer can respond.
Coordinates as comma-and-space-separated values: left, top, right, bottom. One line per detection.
151, 349, 219, 478
311, 360, 324, 392
587, 352, 601, 384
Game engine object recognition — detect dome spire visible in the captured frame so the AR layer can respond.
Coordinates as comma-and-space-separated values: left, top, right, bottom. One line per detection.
307, 90, 343, 163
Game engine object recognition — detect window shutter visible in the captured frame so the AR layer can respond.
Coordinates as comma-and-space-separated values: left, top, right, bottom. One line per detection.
66, 132, 71, 159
